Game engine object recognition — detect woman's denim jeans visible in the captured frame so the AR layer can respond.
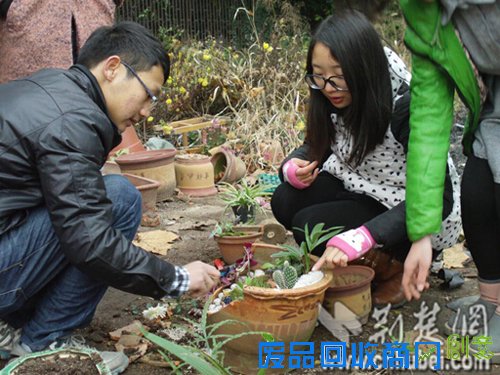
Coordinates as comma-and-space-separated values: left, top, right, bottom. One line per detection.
0, 175, 141, 350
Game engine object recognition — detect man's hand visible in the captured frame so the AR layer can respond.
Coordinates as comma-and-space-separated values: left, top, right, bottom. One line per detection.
312, 246, 348, 271
184, 261, 220, 297
290, 158, 320, 185
402, 235, 432, 301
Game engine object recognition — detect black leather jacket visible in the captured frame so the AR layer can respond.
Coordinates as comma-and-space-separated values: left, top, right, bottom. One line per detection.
0, 65, 175, 298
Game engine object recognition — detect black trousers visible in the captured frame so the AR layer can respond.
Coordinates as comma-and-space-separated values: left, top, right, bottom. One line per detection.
462, 155, 500, 281
271, 173, 411, 262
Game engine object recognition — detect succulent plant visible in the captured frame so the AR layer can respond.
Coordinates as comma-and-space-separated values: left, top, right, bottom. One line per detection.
272, 261, 298, 289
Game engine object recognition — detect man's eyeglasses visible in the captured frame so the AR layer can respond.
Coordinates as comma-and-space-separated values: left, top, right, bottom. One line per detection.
121, 61, 158, 105
305, 74, 349, 92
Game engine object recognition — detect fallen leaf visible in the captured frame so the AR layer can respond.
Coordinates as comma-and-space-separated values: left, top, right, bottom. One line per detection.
115, 336, 149, 363
109, 320, 146, 341
443, 243, 470, 269
133, 230, 178, 255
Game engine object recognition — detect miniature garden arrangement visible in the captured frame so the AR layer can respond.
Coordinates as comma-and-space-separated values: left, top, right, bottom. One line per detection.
204, 223, 341, 373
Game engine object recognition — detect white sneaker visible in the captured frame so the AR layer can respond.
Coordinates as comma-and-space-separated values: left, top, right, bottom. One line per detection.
0, 320, 25, 359
48, 335, 129, 375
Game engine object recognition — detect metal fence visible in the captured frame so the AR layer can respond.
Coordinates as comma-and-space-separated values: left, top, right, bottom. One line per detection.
117, 0, 243, 41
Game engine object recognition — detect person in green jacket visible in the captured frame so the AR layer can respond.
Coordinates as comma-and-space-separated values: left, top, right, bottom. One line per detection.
400, 0, 500, 360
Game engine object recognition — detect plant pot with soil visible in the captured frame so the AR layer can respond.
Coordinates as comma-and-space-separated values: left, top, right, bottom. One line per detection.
206, 223, 341, 374
218, 180, 272, 224
211, 222, 263, 264
1, 348, 113, 375
323, 265, 375, 325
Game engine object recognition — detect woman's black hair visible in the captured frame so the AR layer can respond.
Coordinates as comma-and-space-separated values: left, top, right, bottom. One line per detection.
305, 10, 392, 166
77, 21, 170, 83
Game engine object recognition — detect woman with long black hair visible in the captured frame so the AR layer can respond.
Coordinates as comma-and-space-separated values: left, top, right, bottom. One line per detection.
271, 10, 461, 308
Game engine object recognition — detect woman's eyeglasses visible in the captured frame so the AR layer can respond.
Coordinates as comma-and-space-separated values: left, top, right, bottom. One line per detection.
305, 74, 349, 92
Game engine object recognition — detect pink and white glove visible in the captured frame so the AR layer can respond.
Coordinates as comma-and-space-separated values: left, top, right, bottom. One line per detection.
282, 159, 310, 190
326, 226, 376, 262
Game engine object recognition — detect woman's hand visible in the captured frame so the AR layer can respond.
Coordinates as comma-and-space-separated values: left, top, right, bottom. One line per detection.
290, 158, 320, 185
402, 235, 432, 301
312, 246, 349, 271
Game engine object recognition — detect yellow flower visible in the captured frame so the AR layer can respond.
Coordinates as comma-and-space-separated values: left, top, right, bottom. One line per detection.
179, 86, 186, 94
165, 98, 173, 105
167, 77, 173, 85
202, 53, 212, 61
201, 78, 209, 87
295, 120, 305, 131
162, 124, 173, 134
147, 116, 154, 123
266, 46, 274, 53
197, 77, 204, 84
263, 42, 270, 50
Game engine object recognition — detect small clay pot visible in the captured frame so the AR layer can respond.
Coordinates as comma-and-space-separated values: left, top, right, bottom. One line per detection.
174, 154, 217, 197
210, 146, 246, 183
115, 149, 176, 202
214, 231, 262, 264
323, 265, 375, 325
122, 173, 160, 214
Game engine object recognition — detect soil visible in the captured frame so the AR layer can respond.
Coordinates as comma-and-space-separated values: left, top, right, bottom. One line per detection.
1, 120, 491, 374
11, 351, 102, 375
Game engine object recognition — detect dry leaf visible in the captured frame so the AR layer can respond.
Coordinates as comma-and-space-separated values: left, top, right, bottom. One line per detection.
443, 242, 470, 269
115, 335, 148, 363
133, 230, 178, 255
109, 320, 146, 341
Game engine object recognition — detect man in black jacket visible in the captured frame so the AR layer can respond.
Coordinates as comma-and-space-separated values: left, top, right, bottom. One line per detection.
0, 22, 219, 373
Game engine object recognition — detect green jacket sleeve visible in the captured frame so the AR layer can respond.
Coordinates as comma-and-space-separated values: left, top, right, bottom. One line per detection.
406, 53, 455, 241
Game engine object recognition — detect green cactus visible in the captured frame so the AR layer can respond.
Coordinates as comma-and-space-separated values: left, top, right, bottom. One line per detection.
272, 261, 298, 289
283, 261, 298, 288
273, 269, 287, 289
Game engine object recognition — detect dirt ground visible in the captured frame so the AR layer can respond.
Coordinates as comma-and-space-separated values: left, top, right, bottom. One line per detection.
1, 124, 490, 374
73, 190, 485, 375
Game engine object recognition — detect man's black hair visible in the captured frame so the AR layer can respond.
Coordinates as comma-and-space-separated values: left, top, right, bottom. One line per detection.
77, 21, 170, 83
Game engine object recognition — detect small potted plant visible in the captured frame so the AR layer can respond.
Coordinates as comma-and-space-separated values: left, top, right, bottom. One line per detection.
210, 221, 262, 264
206, 223, 341, 373
218, 179, 272, 224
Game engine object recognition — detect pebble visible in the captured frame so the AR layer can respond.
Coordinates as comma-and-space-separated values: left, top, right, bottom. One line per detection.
254, 269, 265, 277
293, 271, 324, 289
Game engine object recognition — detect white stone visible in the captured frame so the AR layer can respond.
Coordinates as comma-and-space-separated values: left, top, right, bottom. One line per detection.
254, 269, 265, 277
293, 271, 324, 289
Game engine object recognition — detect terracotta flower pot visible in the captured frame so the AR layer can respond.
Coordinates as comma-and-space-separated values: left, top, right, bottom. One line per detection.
250, 242, 282, 267
1, 348, 112, 374
214, 231, 262, 264
109, 126, 145, 158
122, 173, 160, 214
174, 154, 217, 197
207, 271, 333, 374
323, 265, 375, 325
115, 149, 176, 202
210, 146, 246, 183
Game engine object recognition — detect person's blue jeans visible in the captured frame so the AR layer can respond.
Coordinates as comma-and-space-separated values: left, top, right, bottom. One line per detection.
0, 175, 142, 350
